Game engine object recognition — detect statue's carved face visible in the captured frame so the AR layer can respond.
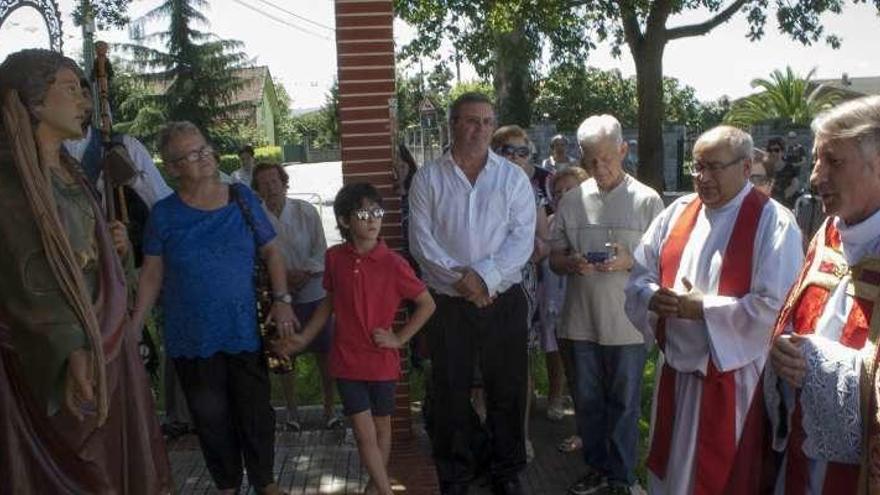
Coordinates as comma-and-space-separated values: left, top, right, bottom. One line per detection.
34, 67, 86, 141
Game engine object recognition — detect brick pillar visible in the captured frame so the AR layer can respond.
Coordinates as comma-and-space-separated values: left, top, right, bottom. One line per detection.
334, 0, 412, 438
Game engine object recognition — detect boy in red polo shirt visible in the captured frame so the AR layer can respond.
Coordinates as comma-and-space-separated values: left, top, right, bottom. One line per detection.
289, 182, 435, 495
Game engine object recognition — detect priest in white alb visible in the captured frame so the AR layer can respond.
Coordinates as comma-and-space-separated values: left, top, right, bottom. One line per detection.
766, 95, 880, 495
624, 125, 804, 495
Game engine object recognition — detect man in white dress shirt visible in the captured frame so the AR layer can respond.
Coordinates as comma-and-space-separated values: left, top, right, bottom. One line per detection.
624, 125, 803, 495
409, 92, 536, 495
767, 95, 880, 494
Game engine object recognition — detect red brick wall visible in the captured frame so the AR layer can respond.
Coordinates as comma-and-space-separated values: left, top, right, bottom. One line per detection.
334, 0, 413, 439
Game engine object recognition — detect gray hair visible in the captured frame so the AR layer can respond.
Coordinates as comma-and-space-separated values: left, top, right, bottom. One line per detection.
158, 121, 205, 162
576, 115, 623, 149
695, 125, 754, 160
811, 95, 880, 159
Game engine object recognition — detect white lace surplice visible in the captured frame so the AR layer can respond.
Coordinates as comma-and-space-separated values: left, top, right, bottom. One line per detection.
799, 335, 863, 464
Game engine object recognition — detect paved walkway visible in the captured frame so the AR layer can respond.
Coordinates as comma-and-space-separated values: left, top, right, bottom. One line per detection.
167, 398, 585, 494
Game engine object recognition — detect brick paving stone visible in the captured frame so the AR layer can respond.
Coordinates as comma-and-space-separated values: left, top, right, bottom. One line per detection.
167, 400, 580, 494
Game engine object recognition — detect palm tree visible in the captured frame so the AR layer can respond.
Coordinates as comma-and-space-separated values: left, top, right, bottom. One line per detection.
118, 0, 249, 144
724, 66, 842, 128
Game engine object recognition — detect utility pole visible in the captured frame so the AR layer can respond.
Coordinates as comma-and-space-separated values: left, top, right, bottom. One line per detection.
454, 45, 461, 84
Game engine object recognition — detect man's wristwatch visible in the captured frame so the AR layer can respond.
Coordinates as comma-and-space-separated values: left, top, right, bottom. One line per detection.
272, 292, 293, 304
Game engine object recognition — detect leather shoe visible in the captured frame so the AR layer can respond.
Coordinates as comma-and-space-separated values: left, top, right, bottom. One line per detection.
492, 477, 525, 495
441, 482, 469, 495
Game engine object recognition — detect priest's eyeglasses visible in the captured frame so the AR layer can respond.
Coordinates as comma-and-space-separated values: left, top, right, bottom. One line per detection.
354, 207, 385, 221
690, 156, 745, 177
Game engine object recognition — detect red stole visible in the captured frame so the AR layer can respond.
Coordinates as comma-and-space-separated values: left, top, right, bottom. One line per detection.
646, 189, 768, 495
770, 220, 873, 495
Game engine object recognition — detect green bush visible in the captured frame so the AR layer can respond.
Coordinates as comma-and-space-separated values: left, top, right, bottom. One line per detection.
255, 146, 282, 162
218, 154, 239, 174
216, 146, 282, 175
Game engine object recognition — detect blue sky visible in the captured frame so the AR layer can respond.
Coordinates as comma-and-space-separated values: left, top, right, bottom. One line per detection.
1, 1, 878, 109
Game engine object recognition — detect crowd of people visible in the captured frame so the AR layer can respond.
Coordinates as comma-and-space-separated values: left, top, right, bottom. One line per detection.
3, 47, 880, 495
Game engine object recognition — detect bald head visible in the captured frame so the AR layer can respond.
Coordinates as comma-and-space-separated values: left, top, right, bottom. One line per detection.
692, 126, 753, 208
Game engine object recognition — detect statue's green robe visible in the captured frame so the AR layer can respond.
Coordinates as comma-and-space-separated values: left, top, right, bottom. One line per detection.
0, 102, 171, 494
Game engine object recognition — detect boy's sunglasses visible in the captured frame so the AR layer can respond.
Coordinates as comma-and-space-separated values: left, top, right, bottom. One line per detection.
354, 207, 385, 221
496, 145, 531, 159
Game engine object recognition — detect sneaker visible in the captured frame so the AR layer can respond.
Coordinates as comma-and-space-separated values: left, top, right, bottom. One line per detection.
491, 477, 525, 495
597, 485, 627, 495
325, 414, 343, 429
547, 398, 565, 421
568, 469, 607, 495
557, 435, 583, 453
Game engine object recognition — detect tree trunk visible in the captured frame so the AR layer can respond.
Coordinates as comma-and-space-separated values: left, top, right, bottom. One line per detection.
633, 40, 667, 192
494, 26, 532, 127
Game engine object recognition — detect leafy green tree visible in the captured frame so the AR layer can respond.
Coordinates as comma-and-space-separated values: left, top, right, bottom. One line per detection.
724, 66, 843, 128
448, 80, 495, 103
533, 64, 714, 134
396, 1, 583, 128
210, 121, 268, 151
118, 0, 249, 151
395, 72, 424, 132
280, 83, 340, 149
533, 65, 636, 131
72, 0, 134, 29
272, 78, 297, 145
323, 81, 340, 146
395, 64, 459, 132
110, 66, 166, 149
396, 0, 879, 191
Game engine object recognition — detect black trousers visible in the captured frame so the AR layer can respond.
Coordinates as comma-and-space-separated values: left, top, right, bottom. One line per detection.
174, 351, 276, 489
427, 285, 528, 486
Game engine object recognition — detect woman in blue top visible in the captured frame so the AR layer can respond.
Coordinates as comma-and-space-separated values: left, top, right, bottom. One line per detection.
131, 121, 296, 495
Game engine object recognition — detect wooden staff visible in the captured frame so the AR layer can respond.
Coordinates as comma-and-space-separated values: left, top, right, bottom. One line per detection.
94, 41, 129, 224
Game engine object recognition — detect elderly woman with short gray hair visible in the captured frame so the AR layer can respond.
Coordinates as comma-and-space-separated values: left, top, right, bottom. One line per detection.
131, 121, 295, 495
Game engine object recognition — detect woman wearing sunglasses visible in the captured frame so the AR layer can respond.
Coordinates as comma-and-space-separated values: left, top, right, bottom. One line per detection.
490, 125, 552, 462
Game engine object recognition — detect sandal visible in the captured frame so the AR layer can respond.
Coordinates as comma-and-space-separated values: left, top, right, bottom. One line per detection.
547, 399, 566, 421
557, 435, 582, 453
325, 415, 343, 430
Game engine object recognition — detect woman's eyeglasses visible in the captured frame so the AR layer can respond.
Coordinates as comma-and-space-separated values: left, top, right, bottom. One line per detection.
354, 207, 385, 221
171, 145, 214, 165
496, 145, 531, 159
